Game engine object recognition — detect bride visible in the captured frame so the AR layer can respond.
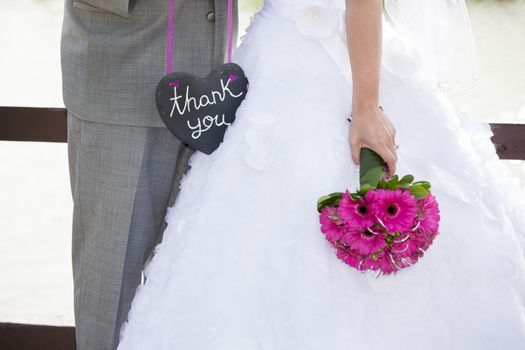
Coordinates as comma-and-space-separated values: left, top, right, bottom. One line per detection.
117, 0, 525, 348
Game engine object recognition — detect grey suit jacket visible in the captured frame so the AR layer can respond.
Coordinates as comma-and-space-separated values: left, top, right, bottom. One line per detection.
61, 0, 238, 127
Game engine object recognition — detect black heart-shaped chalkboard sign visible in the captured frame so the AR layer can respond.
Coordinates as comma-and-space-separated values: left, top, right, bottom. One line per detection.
156, 63, 249, 154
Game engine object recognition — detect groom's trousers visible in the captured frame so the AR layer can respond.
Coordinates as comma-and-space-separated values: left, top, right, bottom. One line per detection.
61, 0, 238, 349
67, 112, 193, 349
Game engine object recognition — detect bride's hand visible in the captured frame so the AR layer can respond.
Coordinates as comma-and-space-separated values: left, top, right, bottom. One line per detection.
345, 0, 395, 175
348, 105, 397, 176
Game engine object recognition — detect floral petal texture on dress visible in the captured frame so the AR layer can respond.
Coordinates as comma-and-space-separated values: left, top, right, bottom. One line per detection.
117, 1, 525, 349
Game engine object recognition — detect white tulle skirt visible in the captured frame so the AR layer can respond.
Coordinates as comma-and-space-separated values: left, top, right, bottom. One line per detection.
117, 7, 525, 350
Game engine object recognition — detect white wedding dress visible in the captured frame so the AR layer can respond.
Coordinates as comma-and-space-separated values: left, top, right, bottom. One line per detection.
117, 1, 525, 349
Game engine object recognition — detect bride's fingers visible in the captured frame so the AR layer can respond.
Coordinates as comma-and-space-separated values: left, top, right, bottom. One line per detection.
380, 111, 396, 141
350, 141, 397, 175
382, 147, 397, 176
350, 140, 361, 166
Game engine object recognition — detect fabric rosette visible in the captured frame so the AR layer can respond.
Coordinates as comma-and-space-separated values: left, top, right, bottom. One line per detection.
292, 3, 342, 39
317, 148, 440, 275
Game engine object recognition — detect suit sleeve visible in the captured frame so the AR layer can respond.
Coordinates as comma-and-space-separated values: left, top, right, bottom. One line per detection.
75, 0, 135, 18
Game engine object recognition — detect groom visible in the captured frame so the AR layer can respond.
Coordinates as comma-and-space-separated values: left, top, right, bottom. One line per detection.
60, 1, 238, 349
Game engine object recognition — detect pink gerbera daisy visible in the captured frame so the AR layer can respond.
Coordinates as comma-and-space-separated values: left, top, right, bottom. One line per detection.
417, 193, 441, 236
390, 232, 420, 257
369, 188, 419, 233
334, 245, 361, 270
319, 206, 344, 243
377, 256, 398, 274
342, 228, 387, 256
337, 190, 375, 229
367, 252, 399, 274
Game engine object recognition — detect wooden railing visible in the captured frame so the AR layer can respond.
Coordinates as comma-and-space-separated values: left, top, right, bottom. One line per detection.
1, 106, 525, 159
0, 323, 75, 350
0, 107, 67, 143
0, 107, 73, 349
0, 106, 524, 350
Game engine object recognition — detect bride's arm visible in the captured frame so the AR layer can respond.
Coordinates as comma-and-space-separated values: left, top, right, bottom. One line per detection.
345, 0, 397, 175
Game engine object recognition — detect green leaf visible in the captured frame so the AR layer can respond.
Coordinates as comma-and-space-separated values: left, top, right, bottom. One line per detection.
399, 174, 414, 184
358, 183, 373, 194
317, 192, 343, 212
413, 180, 431, 190
410, 184, 429, 200
360, 166, 388, 188
349, 192, 362, 201
386, 178, 399, 190
359, 147, 388, 188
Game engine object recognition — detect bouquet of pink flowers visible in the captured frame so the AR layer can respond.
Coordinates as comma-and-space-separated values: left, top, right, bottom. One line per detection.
317, 147, 440, 275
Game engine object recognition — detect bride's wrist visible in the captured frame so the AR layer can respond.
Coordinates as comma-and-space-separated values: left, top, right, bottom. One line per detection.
352, 91, 379, 109
351, 101, 381, 117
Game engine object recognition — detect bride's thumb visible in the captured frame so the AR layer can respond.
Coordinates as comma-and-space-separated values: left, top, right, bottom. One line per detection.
350, 143, 361, 166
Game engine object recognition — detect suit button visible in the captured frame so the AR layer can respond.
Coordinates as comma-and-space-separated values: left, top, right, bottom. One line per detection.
206, 11, 215, 22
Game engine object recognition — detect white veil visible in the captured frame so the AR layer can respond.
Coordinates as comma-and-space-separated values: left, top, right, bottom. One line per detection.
383, 0, 480, 91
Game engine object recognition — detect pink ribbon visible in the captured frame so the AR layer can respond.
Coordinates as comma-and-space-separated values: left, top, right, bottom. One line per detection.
165, 0, 234, 74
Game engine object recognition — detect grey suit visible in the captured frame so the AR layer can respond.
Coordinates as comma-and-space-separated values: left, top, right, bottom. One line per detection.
61, 1, 238, 349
